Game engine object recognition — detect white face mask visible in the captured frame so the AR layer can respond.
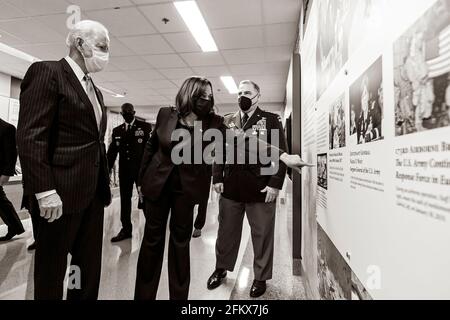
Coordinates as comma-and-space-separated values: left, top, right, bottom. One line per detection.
80, 40, 109, 73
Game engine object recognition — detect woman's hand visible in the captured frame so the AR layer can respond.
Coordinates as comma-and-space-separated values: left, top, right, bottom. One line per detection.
213, 183, 224, 194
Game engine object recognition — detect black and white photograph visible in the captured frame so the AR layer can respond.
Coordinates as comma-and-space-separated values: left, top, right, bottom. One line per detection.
329, 95, 346, 150
394, 0, 450, 136
349, 57, 384, 145
317, 153, 328, 190
316, 0, 354, 100
0, 0, 450, 307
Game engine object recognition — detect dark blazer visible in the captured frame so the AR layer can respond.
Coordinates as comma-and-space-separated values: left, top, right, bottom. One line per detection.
107, 119, 152, 179
213, 107, 288, 203
17, 59, 111, 213
138, 107, 222, 204
0, 118, 17, 177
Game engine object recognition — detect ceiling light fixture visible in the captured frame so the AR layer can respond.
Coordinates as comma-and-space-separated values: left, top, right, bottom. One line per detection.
220, 76, 238, 94
96, 85, 125, 98
174, 0, 218, 52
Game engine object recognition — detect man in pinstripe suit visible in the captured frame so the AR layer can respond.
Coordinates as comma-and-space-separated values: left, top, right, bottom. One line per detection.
17, 20, 111, 300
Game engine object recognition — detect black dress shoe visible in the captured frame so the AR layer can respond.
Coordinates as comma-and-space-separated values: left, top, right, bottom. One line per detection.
250, 280, 266, 298
111, 230, 132, 242
27, 241, 36, 251
207, 269, 227, 290
0, 231, 19, 242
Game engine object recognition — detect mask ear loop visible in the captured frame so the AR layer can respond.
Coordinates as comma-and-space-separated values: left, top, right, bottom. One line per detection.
250, 93, 260, 107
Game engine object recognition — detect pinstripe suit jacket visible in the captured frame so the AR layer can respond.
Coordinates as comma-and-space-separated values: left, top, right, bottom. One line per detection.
17, 58, 111, 213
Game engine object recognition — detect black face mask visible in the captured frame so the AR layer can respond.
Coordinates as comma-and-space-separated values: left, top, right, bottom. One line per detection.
238, 94, 258, 112
193, 98, 213, 118
122, 113, 135, 124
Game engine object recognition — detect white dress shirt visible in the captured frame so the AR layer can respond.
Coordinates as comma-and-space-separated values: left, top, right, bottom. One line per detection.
35, 57, 103, 201
65, 56, 102, 123
125, 118, 136, 131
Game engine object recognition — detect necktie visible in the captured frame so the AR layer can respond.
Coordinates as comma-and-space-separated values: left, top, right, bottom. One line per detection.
84, 74, 102, 130
242, 112, 249, 127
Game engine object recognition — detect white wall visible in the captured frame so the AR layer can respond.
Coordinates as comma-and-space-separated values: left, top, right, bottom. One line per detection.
0, 72, 11, 121
301, 0, 450, 299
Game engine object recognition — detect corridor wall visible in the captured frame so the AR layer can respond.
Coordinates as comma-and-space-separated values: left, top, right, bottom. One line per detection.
300, 0, 450, 299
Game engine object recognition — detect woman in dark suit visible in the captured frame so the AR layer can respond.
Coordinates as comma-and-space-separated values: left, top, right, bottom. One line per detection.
134, 77, 222, 300
134, 76, 312, 300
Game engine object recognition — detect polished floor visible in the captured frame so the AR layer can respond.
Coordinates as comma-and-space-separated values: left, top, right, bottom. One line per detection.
0, 181, 305, 300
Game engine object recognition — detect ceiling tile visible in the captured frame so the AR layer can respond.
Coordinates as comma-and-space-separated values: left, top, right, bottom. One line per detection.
111, 80, 155, 89
109, 37, 135, 57
6, 0, 69, 16
229, 61, 289, 76
262, 0, 301, 24
142, 54, 187, 68
110, 55, 150, 70
36, 13, 89, 40
13, 42, 67, 60
264, 45, 292, 62
86, 7, 156, 37
265, 23, 297, 47
0, 29, 26, 46
155, 87, 179, 96
197, 0, 262, 29
0, 1, 26, 19
146, 79, 177, 89
158, 67, 194, 79
130, 0, 173, 4
139, 3, 188, 33
191, 65, 230, 77
180, 52, 225, 67
0, 18, 66, 44
163, 32, 201, 53
119, 34, 174, 55
67, 0, 133, 11
212, 26, 264, 50
127, 68, 165, 80
222, 48, 265, 65
98, 71, 133, 82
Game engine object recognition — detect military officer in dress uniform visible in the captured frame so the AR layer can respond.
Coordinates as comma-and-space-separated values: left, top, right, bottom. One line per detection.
107, 103, 152, 242
207, 80, 288, 298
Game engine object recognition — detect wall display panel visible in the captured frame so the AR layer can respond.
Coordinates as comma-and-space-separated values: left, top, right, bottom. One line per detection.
301, 0, 450, 299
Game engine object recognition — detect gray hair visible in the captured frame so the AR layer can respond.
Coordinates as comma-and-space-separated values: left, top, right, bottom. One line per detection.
66, 20, 109, 48
239, 80, 260, 94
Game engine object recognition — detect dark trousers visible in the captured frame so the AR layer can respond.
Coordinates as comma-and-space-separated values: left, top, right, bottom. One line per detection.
135, 172, 195, 300
193, 195, 208, 230
193, 176, 211, 230
0, 186, 25, 235
215, 196, 276, 281
119, 173, 137, 233
22, 195, 40, 240
34, 193, 104, 300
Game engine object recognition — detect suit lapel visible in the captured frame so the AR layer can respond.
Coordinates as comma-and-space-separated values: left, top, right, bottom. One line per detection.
243, 107, 262, 131
232, 111, 242, 129
60, 59, 98, 133
162, 109, 179, 147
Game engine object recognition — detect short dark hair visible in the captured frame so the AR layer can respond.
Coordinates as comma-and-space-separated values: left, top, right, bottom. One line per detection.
175, 76, 214, 117
121, 103, 134, 112
240, 80, 260, 94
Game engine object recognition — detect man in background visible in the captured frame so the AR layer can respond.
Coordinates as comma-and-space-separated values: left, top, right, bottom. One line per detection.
107, 103, 151, 242
0, 118, 25, 241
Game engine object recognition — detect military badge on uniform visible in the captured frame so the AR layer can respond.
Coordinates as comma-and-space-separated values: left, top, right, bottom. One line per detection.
252, 118, 267, 135
138, 138, 143, 144
135, 129, 144, 137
